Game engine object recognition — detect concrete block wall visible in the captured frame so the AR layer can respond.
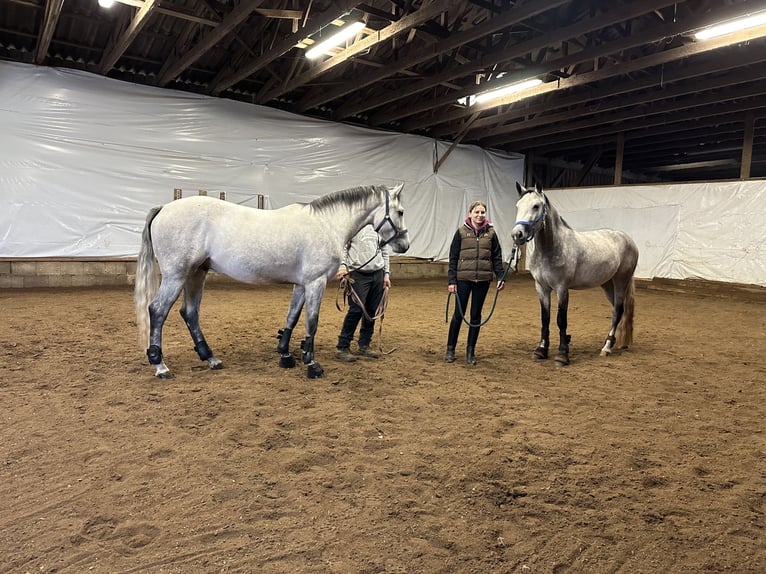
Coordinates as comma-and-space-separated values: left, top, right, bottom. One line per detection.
0, 257, 449, 288
0, 259, 137, 288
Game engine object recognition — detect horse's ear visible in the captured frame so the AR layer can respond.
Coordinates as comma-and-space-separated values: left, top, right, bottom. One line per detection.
515, 181, 524, 197
390, 182, 404, 197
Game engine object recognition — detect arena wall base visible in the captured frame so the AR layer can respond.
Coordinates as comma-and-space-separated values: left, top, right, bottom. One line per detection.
4, 259, 762, 300
0, 257, 450, 288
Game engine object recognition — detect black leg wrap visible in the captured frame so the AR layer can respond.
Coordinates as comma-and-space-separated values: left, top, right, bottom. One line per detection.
555, 335, 572, 366
147, 345, 163, 365
276, 328, 293, 354
300, 337, 314, 364
194, 340, 213, 361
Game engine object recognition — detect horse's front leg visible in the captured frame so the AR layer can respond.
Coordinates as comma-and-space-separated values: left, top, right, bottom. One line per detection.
554, 289, 571, 366
276, 285, 304, 368
301, 278, 327, 379
534, 285, 551, 360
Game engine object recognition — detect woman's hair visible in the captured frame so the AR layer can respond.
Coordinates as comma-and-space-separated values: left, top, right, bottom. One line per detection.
468, 201, 487, 213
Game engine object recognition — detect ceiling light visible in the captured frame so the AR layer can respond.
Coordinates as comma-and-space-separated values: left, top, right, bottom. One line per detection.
474, 78, 543, 104
98, 0, 115, 7
694, 11, 766, 40
305, 21, 365, 59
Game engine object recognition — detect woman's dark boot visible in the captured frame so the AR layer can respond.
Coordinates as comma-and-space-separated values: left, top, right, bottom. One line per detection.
445, 345, 456, 363
466, 326, 479, 365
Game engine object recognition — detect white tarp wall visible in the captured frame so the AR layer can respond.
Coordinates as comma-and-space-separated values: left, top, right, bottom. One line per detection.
0, 61, 523, 261
542, 182, 766, 286
2, 61, 765, 286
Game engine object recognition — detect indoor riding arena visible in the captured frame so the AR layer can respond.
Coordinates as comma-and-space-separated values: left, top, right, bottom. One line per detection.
2, 1, 765, 573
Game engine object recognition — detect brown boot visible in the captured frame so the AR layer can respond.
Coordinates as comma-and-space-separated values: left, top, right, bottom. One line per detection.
335, 348, 357, 362
357, 345, 379, 359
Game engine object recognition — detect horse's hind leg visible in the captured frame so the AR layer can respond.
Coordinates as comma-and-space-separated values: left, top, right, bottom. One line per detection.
276, 285, 305, 369
180, 268, 223, 370
601, 279, 622, 357
300, 278, 327, 379
147, 276, 185, 378
599, 279, 623, 357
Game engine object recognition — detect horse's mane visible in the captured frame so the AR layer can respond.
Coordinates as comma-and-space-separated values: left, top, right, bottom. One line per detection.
308, 185, 382, 214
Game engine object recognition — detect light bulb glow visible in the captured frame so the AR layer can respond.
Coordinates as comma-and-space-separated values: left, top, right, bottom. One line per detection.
694, 11, 766, 40
305, 21, 365, 59
474, 78, 543, 104
98, 0, 115, 7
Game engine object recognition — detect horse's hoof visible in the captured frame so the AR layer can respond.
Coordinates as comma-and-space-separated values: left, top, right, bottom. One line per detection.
279, 354, 296, 368
554, 354, 570, 366
533, 347, 548, 360
156, 371, 174, 379
307, 363, 324, 379
599, 349, 611, 357
208, 357, 224, 370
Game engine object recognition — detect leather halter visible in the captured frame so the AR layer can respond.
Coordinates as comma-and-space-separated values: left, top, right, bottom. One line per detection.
514, 192, 548, 243
375, 188, 407, 248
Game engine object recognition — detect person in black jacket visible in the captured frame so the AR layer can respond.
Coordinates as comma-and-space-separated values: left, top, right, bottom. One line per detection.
445, 201, 505, 365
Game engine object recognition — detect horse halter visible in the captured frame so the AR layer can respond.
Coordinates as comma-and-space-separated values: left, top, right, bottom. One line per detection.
375, 188, 407, 248
514, 193, 548, 243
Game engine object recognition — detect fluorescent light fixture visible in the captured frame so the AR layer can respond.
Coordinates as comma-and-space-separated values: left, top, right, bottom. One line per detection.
474, 78, 543, 104
694, 11, 766, 40
305, 21, 365, 59
98, 0, 115, 7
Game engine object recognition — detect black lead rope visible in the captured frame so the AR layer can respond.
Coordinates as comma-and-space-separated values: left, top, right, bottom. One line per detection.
445, 245, 519, 328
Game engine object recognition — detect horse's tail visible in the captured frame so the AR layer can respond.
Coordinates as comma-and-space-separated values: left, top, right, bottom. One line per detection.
616, 277, 635, 349
134, 206, 163, 349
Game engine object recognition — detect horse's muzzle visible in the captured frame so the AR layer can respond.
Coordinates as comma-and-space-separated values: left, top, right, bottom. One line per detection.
511, 224, 529, 245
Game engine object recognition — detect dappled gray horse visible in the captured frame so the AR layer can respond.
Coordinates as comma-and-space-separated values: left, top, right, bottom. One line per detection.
511, 183, 638, 365
134, 184, 409, 379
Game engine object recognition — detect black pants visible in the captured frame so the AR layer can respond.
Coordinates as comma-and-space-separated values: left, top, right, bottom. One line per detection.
447, 280, 490, 349
337, 269, 384, 349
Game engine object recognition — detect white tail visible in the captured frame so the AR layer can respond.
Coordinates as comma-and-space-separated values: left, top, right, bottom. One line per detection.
134, 207, 162, 348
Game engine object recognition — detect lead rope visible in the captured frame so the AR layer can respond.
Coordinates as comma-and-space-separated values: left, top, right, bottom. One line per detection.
445, 245, 519, 328
336, 276, 397, 354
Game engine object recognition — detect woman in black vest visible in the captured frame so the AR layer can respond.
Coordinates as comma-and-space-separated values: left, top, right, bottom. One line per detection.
445, 201, 505, 364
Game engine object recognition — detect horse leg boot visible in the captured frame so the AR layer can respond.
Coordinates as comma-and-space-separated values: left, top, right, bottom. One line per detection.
555, 334, 572, 366
300, 334, 324, 379
276, 327, 296, 368
180, 310, 223, 370
466, 326, 479, 365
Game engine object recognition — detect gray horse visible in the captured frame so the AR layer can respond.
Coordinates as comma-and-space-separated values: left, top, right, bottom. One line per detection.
134, 184, 409, 379
511, 182, 638, 366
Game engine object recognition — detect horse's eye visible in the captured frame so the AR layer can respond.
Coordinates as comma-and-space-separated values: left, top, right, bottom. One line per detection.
398, 210, 404, 217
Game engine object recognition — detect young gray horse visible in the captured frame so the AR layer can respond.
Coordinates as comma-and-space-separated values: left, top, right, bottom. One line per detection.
511, 182, 638, 365
134, 184, 409, 379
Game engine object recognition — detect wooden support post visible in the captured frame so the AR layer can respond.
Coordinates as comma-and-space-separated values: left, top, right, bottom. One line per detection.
614, 132, 625, 185
525, 152, 535, 186
741, 111, 754, 179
